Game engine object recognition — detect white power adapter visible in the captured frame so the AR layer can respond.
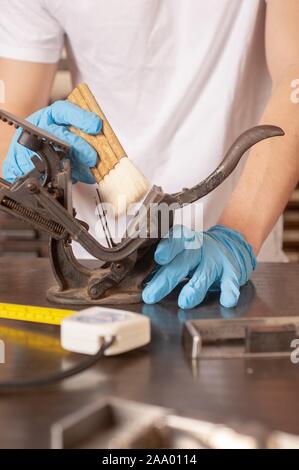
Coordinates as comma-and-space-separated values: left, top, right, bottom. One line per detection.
61, 307, 150, 356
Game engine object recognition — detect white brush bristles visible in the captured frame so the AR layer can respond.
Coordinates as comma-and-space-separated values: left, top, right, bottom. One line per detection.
98, 157, 150, 217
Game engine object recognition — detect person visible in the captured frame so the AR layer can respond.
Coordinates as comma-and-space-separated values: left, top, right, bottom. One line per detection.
0, 0, 298, 309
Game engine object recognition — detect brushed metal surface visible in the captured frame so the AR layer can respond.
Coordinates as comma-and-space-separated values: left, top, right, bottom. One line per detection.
0, 260, 298, 448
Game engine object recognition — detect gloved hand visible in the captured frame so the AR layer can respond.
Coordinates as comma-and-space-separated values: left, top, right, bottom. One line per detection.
142, 224, 256, 309
3, 100, 102, 184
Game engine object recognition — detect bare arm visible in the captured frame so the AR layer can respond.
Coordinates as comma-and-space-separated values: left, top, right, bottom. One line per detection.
0, 58, 57, 172
219, 0, 299, 255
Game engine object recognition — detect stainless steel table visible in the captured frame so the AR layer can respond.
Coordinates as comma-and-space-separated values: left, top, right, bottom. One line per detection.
0, 259, 298, 448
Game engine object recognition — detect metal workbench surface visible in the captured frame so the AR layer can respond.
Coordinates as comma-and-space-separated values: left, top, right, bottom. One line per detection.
0, 259, 298, 448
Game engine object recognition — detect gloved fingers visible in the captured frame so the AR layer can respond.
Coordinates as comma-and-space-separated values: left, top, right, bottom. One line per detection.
219, 271, 240, 308
142, 250, 194, 304
3, 140, 34, 183
155, 225, 202, 265
49, 101, 102, 134
178, 258, 217, 309
15, 144, 37, 174
72, 162, 96, 185
3, 158, 24, 182
47, 124, 98, 168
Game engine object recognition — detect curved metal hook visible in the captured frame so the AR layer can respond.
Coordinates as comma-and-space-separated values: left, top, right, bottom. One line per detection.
173, 125, 284, 206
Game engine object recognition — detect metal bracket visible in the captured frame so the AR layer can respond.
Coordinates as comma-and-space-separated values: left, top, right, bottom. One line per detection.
183, 317, 299, 359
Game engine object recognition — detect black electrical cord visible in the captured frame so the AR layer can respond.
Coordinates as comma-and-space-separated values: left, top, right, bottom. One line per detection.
0, 337, 115, 391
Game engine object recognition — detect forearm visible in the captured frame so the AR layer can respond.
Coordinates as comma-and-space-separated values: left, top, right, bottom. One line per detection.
219, 67, 299, 255
0, 58, 57, 174
0, 124, 15, 163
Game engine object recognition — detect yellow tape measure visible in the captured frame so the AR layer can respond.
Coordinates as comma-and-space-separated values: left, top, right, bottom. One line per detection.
0, 303, 74, 326
0, 324, 63, 353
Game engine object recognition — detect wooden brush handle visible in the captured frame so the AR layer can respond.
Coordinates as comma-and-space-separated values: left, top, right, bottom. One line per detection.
68, 84, 125, 182
76, 83, 126, 160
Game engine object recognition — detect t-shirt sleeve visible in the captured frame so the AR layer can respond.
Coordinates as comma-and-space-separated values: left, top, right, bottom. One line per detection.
0, 0, 64, 63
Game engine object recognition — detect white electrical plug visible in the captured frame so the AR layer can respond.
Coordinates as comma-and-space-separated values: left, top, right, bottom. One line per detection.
61, 307, 150, 356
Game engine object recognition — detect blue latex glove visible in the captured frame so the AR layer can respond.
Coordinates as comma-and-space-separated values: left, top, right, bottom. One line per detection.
3, 101, 102, 184
142, 224, 256, 309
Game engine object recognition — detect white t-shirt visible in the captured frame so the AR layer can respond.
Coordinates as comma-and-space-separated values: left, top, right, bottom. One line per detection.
0, 0, 286, 260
